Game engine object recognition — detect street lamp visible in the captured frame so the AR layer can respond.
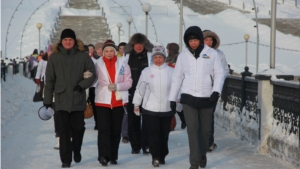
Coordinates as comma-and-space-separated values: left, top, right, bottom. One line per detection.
126, 16, 133, 41
36, 23, 43, 52
116, 22, 122, 44
244, 34, 250, 67
142, 3, 151, 37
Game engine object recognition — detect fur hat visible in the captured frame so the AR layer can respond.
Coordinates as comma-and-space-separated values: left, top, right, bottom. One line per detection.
102, 40, 117, 52
202, 30, 220, 49
95, 42, 104, 50
152, 45, 166, 59
60, 28, 76, 41
125, 33, 153, 54
47, 44, 53, 53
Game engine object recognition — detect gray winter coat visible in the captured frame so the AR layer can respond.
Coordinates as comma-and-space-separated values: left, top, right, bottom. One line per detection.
44, 39, 96, 112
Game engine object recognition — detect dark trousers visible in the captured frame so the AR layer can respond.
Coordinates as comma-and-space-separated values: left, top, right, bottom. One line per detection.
52, 103, 59, 137
127, 96, 149, 151
208, 103, 217, 145
88, 87, 98, 127
143, 114, 172, 161
56, 111, 85, 164
182, 104, 212, 166
96, 106, 124, 161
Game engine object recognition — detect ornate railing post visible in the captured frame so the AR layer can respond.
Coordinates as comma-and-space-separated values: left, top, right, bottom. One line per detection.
240, 66, 252, 111
1, 60, 6, 82
228, 64, 234, 75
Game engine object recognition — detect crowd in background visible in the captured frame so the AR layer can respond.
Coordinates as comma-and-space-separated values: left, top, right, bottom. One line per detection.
29, 25, 228, 169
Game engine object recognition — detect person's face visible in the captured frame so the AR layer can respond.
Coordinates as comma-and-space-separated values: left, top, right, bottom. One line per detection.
88, 46, 95, 54
62, 38, 75, 50
118, 46, 125, 55
40, 52, 44, 56
188, 39, 200, 50
153, 55, 165, 66
103, 48, 115, 59
133, 43, 144, 53
204, 37, 213, 47
47, 51, 52, 57
96, 48, 103, 56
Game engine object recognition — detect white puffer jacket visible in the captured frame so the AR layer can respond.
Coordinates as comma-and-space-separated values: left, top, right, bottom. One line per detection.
133, 63, 173, 112
168, 45, 225, 101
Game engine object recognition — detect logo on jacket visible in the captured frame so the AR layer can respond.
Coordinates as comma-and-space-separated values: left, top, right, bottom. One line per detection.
150, 74, 154, 78
202, 54, 210, 59
119, 66, 125, 75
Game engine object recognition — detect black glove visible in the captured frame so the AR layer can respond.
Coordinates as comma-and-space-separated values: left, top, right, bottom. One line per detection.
170, 101, 176, 112
210, 92, 220, 103
44, 104, 52, 109
73, 85, 83, 92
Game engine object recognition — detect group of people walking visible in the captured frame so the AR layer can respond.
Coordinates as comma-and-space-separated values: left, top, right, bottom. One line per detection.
38, 25, 228, 169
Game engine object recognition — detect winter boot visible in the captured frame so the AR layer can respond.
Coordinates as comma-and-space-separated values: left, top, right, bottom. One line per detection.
152, 159, 159, 167
207, 143, 217, 152
199, 155, 207, 168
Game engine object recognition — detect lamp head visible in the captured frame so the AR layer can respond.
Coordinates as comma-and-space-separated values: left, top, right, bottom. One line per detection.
117, 22, 123, 28
142, 3, 151, 13
36, 23, 43, 29
126, 16, 133, 23
244, 34, 250, 41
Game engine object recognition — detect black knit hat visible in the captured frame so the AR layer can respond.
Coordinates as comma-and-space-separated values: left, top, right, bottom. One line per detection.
60, 28, 76, 41
187, 33, 200, 41
33, 49, 38, 55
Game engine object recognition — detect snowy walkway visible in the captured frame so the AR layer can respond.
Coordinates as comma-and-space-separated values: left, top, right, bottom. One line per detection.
1, 77, 293, 169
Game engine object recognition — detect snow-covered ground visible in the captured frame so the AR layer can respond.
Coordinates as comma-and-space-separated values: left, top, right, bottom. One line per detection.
1, 75, 294, 169
1, 0, 300, 74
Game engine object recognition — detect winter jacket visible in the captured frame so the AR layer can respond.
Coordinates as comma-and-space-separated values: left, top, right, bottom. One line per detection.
44, 39, 96, 112
133, 63, 174, 117
91, 54, 101, 87
168, 44, 225, 107
35, 59, 47, 82
203, 30, 229, 76
94, 57, 132, 107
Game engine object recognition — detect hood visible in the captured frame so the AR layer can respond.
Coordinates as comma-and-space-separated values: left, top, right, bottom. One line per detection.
183, 26, 204, 49
124, 33, 153, 54
52, 39, 85, 53
203, 30, 220, 49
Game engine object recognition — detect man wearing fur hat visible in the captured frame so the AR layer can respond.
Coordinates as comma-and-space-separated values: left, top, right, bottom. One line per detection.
123, 33, 153, 155
168, 26, 225, 169
44, 28, 96, 168
203, 30, 229, 153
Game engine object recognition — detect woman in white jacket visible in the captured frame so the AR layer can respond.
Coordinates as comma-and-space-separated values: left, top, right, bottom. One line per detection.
94, 40, 132, 166
133, 45, 174, 167
168, 26, 225, 169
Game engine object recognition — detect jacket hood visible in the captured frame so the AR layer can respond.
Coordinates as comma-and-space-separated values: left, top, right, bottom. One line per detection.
124, 33, 153, 54
183, 26, 204, 48
203, 30, 220, 49
52, 39, 85, 53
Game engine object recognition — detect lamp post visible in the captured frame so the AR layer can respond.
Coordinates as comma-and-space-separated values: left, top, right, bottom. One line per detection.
142, 3, 151, 37
117, 22, 122, 44
126, 16, 133, 41
252, 0, 259, 73
179, 0, 183, 52
36, 23, 43, 52
244, 34, 250, 67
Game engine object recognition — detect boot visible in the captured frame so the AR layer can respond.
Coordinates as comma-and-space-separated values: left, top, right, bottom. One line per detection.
72, 128, 85, 163
54, 137, 60, 150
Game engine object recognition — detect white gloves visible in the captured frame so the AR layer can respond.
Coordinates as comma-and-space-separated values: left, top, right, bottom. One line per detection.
108, 83, 117, 91
83, 70, 93, 79
134, 106, 140, 116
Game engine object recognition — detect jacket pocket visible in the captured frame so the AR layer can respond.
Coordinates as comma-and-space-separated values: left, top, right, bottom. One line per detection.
54, 86, 66, 103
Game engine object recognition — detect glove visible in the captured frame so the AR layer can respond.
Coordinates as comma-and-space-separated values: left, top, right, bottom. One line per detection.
170, 101, 176, 112
83, 70, 93, 79
44, 104, 52, 109
210, 92, 220, 103
35, 79, 40, 85
134, 106, 140, 116
108, 83, 117, 92
73, 85, 83, 92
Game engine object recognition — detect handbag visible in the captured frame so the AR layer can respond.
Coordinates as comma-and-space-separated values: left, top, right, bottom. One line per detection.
33, 85, 43, 102
84, 99, 93, 119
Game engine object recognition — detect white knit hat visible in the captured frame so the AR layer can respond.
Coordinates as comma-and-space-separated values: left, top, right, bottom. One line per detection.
152, 45, 166, 59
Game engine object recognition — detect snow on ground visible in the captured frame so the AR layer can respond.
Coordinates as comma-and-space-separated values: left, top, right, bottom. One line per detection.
1, 0, 300, 75
1, 75, 294, 169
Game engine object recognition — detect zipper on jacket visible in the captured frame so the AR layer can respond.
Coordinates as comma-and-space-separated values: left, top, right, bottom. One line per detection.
159, 67, 162, 112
